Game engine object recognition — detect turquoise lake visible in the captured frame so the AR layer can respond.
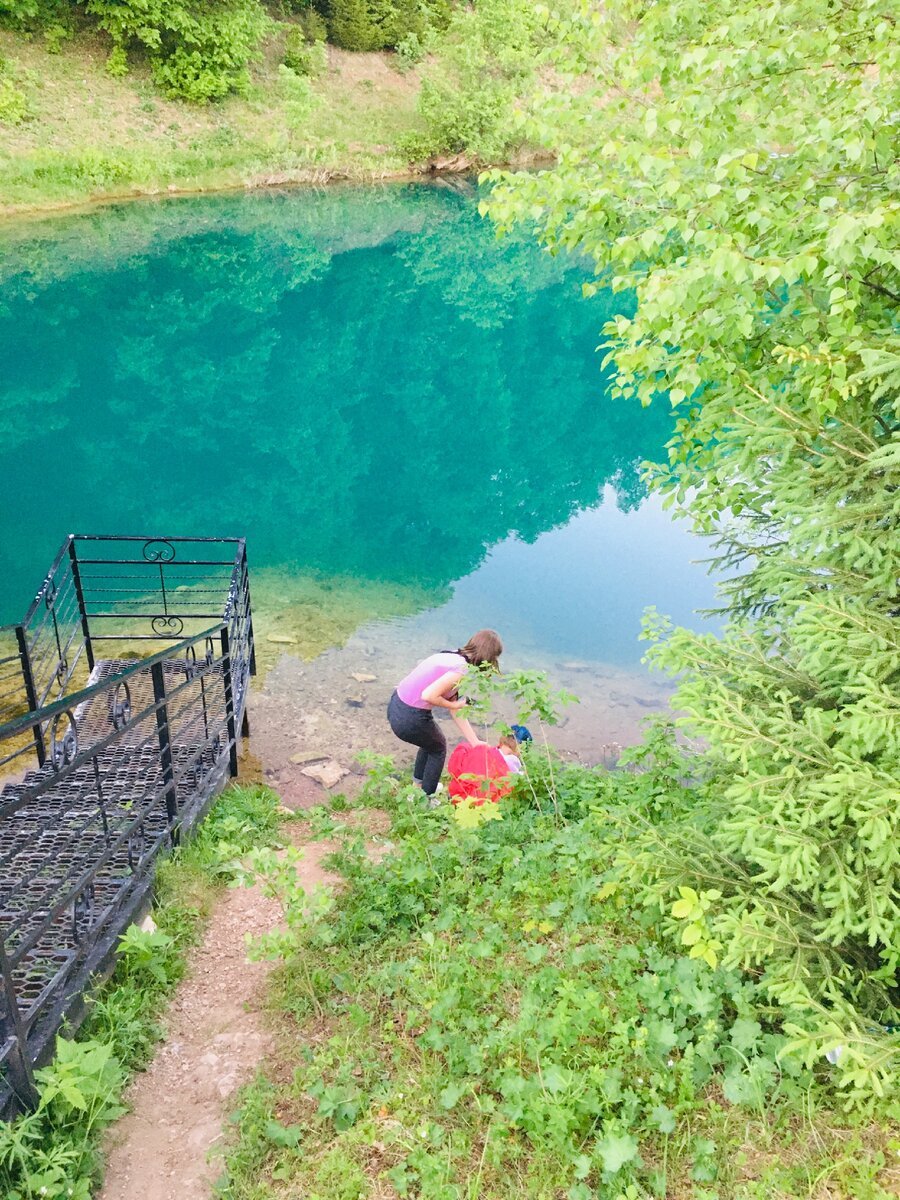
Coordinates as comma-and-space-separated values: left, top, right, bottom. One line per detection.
0, 182, 717, 747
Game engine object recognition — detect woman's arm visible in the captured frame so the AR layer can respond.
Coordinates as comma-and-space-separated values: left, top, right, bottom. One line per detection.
421, 671, 466, 709
422, 671, 485, 746
450, 710, 484, 747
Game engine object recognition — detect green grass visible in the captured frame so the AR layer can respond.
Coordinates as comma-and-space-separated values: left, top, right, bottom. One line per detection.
0, 30, 426, 214
215, 762, 900, 1200
0, 783, 284, 1200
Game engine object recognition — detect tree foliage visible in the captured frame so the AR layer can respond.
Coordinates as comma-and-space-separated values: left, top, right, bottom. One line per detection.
85, 0, 270, 101
485, 0, 899, 1096
0, 0, 454, 98
400, 0, 546, 162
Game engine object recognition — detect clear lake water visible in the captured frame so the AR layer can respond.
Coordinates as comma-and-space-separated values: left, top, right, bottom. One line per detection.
0, 181, 719, 753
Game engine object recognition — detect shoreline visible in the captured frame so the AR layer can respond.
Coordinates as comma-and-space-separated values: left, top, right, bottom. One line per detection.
0, 163, 425, 225
0, 150, 553, 226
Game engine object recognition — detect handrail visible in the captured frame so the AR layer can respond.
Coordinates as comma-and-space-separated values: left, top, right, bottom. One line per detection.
70, 534, 244, 543
0, 621, 225, 743
19, 537, 73, 628
0, 534, 255, 1116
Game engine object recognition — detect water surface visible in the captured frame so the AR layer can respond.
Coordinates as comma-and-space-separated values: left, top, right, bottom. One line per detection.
0, 182, 715, 753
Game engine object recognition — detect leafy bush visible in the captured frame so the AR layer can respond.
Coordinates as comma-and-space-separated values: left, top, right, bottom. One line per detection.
0, 1040, 125, 1200
295, 4, 326, 42
60, 147, 133, 186
399, 0, 545, 162
42, 21, 71, 51
323, 0, 377, 51
104, 45, 128, 76
282, 23, 326, 76
278, 62, 316, 128
0, 0, 70, 34
394, 30, 423, 70
485, 0, 900, 1101
86, 0, 270, 101
316, 0, 450, 53
0, 76, 29, 124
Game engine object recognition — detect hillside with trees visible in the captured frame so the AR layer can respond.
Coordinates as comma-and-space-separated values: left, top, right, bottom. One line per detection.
0, 0, 545, 212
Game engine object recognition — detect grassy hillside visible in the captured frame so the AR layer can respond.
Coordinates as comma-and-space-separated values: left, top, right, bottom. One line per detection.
0, 29, 428, 214
0, 0, 549, 216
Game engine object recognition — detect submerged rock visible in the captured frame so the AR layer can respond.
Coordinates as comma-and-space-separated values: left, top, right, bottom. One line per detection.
350, 672, 377, 683
267, 634, 297, 645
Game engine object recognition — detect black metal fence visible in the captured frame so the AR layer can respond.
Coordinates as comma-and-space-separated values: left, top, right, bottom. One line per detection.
0, 537, 255, 1117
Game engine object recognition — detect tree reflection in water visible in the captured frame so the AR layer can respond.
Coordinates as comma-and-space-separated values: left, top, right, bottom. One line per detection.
0, 182, 673, 625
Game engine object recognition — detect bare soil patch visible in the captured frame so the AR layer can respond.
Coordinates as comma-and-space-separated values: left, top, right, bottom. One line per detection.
98, 840, 339, 1200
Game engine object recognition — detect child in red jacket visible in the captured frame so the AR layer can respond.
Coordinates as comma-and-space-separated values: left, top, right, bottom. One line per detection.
447, 742, 514, 806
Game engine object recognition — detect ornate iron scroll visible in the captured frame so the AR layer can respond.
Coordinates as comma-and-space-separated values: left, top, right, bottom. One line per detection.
49, 710, 78, 770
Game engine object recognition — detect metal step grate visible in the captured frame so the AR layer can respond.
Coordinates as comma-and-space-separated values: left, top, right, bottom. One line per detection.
0, 536, 255, 1116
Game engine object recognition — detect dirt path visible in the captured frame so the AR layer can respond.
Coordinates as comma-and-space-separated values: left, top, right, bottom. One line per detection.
98, 840, 339, 1200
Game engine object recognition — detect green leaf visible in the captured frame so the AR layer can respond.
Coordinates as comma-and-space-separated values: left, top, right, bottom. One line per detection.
730, 1017, 762, 1053
595, 1130, 639, 1174
650, 1104, 676, 1134
59, 1079, 88, 1111
264, 1120, 302, 1148
573, 1154, 592, 1179
541, 1063, 570, 1094
439, 1081, 466, 1110
681, 922, 704, 946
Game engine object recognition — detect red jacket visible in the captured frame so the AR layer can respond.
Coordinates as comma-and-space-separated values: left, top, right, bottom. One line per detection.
447, 743, 513, 805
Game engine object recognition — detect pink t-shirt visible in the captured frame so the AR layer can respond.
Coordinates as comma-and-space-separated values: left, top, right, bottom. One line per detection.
396, 652, 468, 709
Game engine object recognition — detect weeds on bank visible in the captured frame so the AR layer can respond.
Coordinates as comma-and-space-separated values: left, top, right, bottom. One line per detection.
221, 723, 898, 1199
0, 782, 283, 1200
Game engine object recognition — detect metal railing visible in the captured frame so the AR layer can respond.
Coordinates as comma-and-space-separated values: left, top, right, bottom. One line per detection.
0, 537, 255, 1117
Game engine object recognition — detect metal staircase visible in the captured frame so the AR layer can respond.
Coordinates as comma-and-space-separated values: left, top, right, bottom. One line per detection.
0, 536, 255, 1116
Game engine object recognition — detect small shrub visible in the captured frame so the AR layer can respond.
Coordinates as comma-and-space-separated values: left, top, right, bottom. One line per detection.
394, 30, 423, 70
43, 21, 71, 51
399, 0, 543, 161
61, 148, 131, 187
278, 63, 316, 128
320, 0, 448, 52
105, 45, 129, 76
296, 5, 326, 42
283, 24, 326, 76
0, 0, 70, 34
0, 77, 29, 124
325, 0, 378, 51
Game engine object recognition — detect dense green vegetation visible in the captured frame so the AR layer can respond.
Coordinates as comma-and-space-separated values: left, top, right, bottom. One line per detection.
0, 0, 439, 98
487, 0, 899, 1099
0, 785, 282, 1200
0, 0, 548, 212
210, 0, 897, 1188
217, 740, 897, 1198
0, 0, 537, 119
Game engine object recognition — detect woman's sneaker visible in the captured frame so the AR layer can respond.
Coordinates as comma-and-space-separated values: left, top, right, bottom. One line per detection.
427, 782, 445, 809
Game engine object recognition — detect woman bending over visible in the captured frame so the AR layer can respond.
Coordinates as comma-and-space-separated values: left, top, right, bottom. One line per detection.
387, 629, 503, 797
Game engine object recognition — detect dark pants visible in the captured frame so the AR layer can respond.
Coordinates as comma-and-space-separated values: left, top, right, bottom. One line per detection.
387, 690, 446, 795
